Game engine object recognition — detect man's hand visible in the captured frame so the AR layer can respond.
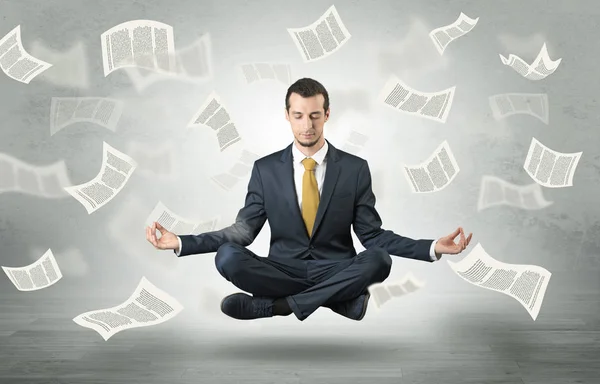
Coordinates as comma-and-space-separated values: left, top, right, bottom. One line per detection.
145, 222, 179, 252
435, 227, 472, 257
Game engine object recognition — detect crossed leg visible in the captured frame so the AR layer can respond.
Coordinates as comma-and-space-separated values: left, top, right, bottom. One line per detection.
214, 242, 313, 298
214, 242, 392, 321
286, 247, 392, 320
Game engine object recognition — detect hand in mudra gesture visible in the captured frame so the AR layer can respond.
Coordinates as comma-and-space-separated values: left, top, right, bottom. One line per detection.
434, 227, 473, 256
145, 222, 179, 252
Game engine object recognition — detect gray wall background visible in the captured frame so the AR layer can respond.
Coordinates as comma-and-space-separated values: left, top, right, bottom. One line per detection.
1, 0, 599, 318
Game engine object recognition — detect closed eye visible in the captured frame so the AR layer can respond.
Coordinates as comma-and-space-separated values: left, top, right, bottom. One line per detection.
294, 114, 322, 119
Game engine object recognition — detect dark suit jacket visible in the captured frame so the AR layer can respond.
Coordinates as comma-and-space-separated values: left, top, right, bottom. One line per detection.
178, 140, 434, 262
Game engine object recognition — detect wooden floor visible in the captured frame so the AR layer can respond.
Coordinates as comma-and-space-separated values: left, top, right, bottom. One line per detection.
1, 270, 599, 384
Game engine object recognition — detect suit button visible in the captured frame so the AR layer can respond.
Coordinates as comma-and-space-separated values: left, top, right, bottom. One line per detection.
309, 245, 315, 250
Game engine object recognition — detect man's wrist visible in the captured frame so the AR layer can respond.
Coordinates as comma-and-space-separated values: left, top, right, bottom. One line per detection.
434, 239, 443, 259
174, 236, 182, 256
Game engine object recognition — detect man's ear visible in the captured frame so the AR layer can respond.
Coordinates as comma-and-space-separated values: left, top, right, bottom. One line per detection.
284, 107, 290, 122
324, 108, 330, 121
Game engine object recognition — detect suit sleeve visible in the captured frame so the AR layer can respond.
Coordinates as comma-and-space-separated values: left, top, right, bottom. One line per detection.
352, 161, 434, 262
177, 162, 267, 257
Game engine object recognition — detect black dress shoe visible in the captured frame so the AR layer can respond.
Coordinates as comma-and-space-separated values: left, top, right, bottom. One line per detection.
220, 292, 275, 320
327, 293, 370, 321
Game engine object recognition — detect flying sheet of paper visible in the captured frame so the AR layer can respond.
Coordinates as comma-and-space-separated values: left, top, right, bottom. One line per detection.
477, 175, 553, 211
368, 272, 425, 309
239, 62, 292, 85
73, 277, 183, 341
187, 92, 242, 152
124, 33, 212, 92
447, 243, 551, 320
50, 97, 124, 136
379, 75, 455, 123
0, 154, 72, 198
287, 5, 351, 62
499, 43, 561, 80
64, 142, 137, 214
0, 25, 53, 83
2, 249, 62, 291
101, 20, 176, 77
145, 200, 219, 235
524, 137, 582, 188
402, 140, 460, 193
429, 12, 479, 55
489, 93, 549, 124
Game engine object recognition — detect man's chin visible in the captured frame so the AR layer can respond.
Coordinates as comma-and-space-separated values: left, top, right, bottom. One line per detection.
297, 138, 319, 147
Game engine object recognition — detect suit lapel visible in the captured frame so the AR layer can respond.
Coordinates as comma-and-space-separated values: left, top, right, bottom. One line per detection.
278, 144, 308, 236
278, 141, 342, 239
311, 141, 340, 238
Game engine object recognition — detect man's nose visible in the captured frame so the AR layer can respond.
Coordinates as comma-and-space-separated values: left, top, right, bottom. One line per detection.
303, 117, 312, 128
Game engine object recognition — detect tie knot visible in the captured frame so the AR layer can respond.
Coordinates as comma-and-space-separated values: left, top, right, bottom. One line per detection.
302, 158, 317, 171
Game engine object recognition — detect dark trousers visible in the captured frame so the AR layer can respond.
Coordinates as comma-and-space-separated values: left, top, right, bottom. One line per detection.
214, 242, 392, 321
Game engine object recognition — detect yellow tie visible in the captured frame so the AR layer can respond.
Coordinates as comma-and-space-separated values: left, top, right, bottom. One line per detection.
301, 158, 319, 237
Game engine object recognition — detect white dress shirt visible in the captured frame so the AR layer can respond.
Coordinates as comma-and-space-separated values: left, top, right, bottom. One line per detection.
292, 139, 328, 210
177, 141, 439, 260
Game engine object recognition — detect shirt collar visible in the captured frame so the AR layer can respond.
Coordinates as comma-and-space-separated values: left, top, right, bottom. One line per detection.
292, 140, 329, 165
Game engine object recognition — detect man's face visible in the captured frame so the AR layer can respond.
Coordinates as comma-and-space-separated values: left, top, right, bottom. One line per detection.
285, 92, 330, 148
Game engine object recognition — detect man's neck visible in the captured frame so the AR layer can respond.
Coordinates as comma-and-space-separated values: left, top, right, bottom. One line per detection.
294, 139, 325, 157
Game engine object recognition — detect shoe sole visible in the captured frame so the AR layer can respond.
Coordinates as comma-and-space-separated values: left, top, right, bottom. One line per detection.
327, 293, 371, 321
356, 292, 370, 321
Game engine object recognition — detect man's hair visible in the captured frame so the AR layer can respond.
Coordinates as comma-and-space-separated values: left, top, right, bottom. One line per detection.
285, 78, 330, 112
